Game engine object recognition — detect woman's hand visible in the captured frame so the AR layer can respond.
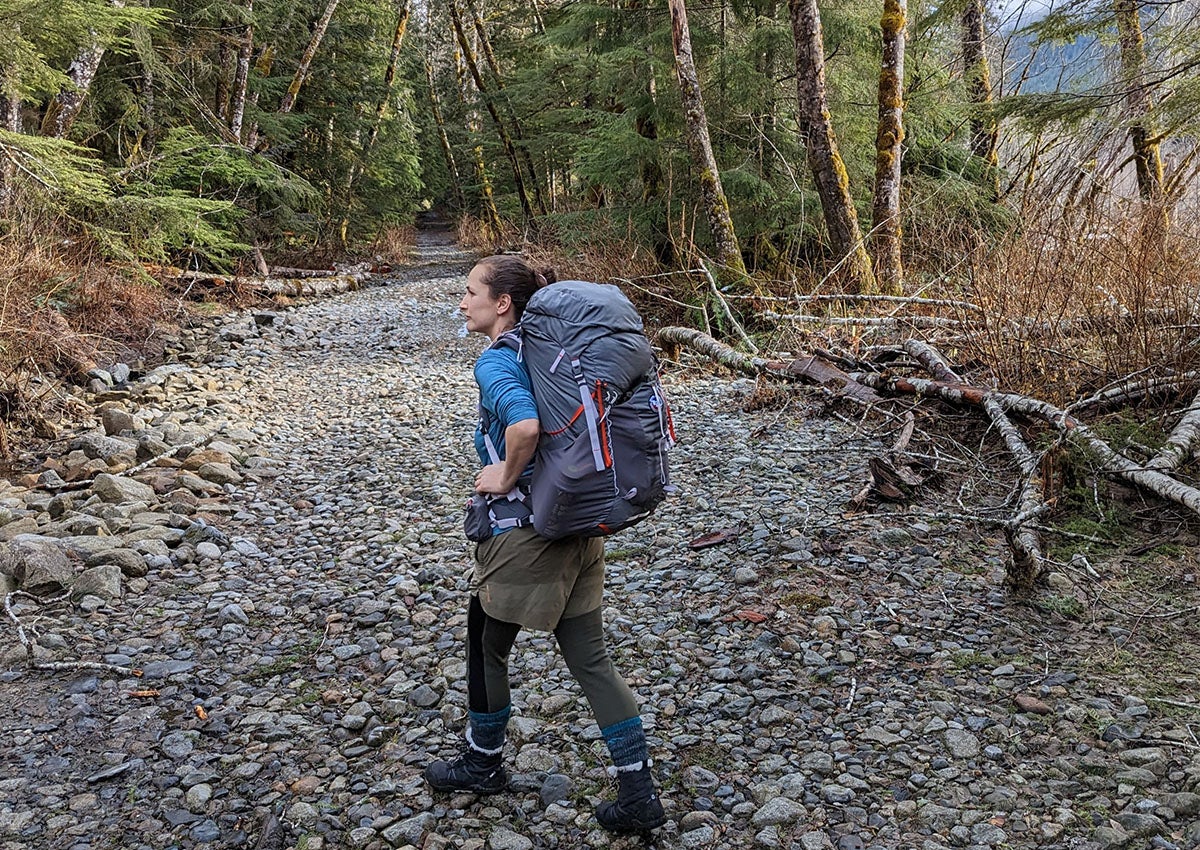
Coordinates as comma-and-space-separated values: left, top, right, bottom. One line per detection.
474, 463, 514, 495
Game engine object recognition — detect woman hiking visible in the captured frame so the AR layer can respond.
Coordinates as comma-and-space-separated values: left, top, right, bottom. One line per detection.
423, 254, 665, 835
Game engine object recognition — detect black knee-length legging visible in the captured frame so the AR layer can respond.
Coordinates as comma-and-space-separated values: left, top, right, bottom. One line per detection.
466, 595, 638, 729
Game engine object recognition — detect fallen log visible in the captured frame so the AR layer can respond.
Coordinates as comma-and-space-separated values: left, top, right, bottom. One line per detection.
1146, 385, 1200, 471
903, 339, 1047, 587
848, 371, 1200, 520
164, 269, 369, 298
1068, 372, 1200, 412
657, 326, 882, 405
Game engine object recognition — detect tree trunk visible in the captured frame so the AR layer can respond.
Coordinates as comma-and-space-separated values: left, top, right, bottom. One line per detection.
788, 0, 875, 293
871, 0, 906, 297
365, 1, 411, 156
40, 0, 126, 138
1114, 0, 1167, 219
667, 0, 748, 286
229, 0, 254, 143
424, 53, 465, 213
1, 92, 20, 132
454, 46, 502, 239
215, 34, 234, 122
465, 0, 546, 216
962, 0, 999, 198
278, 0, 340, 116
448, 0, 535, 225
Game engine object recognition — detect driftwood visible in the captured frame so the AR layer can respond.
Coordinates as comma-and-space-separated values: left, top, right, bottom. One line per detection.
657, 326, 882, 404
166, 268, 368, 298
4, 590, 139, 676
903, 340, 1047, 585
1068, 371, 1200, 412
847, 371, 1200, 520
764, 311, 963, 331
1146, 386, 1200, 471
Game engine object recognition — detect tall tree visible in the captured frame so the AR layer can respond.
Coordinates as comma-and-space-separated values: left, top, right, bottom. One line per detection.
228, 0, 255, 143
40, 0, 127, 138
667, 0, 748, 285
453, 41, 502, 239
465, 0, 546, 215
1113, 0, 1166, 212
424, 50, 465, 214
278, 0, 341, 116
788, 0, 875, 293
962, 0, 999, 198
872, 0, 906, 296
447, 0, 535, 224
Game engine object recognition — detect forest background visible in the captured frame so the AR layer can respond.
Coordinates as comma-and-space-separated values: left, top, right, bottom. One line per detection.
1, 0, 1198, 586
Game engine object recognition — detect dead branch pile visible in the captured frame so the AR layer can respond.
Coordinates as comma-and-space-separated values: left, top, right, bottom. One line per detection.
658, 326, 1200, 591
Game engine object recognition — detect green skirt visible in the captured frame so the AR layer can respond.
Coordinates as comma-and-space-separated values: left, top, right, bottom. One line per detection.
472, 527, 605, 631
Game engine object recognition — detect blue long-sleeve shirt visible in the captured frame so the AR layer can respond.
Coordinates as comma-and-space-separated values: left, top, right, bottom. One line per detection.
473, 346, 539, 477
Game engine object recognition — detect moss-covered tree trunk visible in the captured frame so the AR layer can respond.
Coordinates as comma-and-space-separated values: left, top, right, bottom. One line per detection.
454, 46, 502, 240
465, 0, 546, 216
277, 0, 340, 116
228, 0, 254, 143
215, 33, 233, 123
962, 0, 999, 199
424, 49, 465, 213
1114, 0, 1167, 226
448, 0, 535, 226
788, 0, 875, 293
871, 0, 906, 296
667, 0, 748, 286
40, 0, 126, 138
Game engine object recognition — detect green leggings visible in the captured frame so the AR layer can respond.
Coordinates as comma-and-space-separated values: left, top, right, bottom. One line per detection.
467, 595, 638, 728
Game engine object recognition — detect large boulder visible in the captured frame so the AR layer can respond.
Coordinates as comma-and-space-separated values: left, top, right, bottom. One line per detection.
92, 473, 156, 505
72, 564, 122, 600
0, 535, 76, 595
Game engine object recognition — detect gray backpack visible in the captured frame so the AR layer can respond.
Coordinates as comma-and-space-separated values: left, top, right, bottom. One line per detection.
492, 280, 675, 539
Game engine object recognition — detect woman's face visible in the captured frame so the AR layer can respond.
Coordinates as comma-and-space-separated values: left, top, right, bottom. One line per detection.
460, 265, 510, 339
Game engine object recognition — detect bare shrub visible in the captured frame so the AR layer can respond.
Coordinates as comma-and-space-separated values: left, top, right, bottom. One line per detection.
956, 204, 1199, 403
371, 225, 417, 265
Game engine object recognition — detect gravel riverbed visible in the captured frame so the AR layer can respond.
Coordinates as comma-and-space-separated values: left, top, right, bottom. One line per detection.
1, 232, 1199, 850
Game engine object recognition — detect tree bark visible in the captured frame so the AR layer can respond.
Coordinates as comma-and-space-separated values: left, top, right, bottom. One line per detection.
962, 0, 999, 198
448, 0, 535, 225
424, 52, 465, 213
278, 0, 340, 116
667, 0, 748, 287
229, 0, 254, 143
215, 33, 234, 122
871, 0, 906, 296
1114, 0, 1167, 221
788, 0, 876, 293
40, 1, 126, 138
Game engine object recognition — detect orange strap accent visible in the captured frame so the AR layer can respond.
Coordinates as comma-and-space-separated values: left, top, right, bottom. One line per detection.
545, 405, 585, 437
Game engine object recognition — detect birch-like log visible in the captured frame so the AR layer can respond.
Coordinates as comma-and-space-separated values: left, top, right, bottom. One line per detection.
904, 339, 1046, 586
1146, 386, 1200, 471
849, 371, 1200, 519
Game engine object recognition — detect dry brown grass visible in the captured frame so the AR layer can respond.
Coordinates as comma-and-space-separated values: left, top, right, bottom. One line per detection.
371, 224, 417, 265
954, 205, 1199, 403
0, 237, 174, 382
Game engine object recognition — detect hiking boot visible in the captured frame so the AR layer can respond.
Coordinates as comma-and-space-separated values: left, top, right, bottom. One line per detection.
424, 748, 508, 795
595, 761, 665, 834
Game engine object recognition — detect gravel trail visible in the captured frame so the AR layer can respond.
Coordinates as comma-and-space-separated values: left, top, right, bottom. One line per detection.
2, 231, 1198, 850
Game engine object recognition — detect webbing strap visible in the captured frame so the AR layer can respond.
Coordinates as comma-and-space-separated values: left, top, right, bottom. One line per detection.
574, 360, 606, 472
481, 430, 502, 465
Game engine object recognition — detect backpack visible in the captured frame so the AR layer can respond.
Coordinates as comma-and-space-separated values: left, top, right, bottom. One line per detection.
491, 280, 676, 539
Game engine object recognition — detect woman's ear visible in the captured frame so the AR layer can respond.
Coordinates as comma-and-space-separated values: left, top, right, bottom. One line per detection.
495, 293, 513, 316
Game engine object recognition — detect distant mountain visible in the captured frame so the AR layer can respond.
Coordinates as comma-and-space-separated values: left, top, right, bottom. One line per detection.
1001, 31, 1107, 94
